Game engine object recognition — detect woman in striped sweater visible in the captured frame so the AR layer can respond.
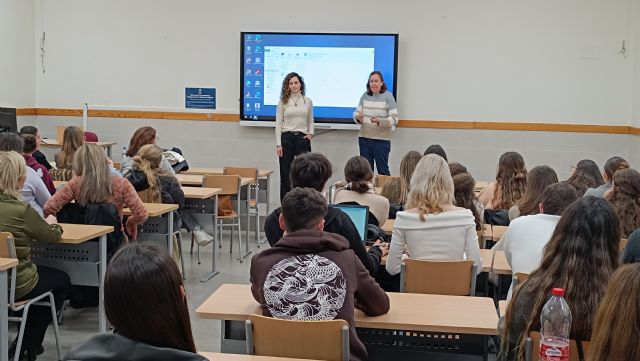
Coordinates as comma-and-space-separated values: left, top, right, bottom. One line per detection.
353, 71, 399, 176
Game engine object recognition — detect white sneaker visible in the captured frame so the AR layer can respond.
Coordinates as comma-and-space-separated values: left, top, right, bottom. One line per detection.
193, 229, 214, 246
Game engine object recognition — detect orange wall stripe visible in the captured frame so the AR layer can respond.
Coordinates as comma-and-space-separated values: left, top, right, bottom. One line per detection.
16, 107, 637, 135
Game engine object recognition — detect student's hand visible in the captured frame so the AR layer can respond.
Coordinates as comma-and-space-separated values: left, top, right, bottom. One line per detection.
355, 112, 363, 123
107, 159, 114, 168
371, 116, 379, 125
276, 146, 283, 157
45, 215, 58, 224
373, 240, 389, 257
303, 134, 313, 141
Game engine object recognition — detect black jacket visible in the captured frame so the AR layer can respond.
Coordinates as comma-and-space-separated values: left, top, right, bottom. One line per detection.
64, 333, 206, 361
264, 206, 382, 275
33, 150, 52, 170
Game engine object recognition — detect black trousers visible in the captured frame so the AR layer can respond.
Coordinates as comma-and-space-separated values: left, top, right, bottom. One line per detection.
16, 265, 70, 349
279, 132, 311, 201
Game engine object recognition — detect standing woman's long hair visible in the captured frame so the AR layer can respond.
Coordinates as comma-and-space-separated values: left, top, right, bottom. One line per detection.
58, 126, 85, 169
449, 162, 483, 231
280, 72, 306, 105
608, 168, 640, 238
493, 152, 527, 210
105, 242, 197, 352
516, 165, 558, 216
499, 197, 620, 360
73, 144, 112, 205
588, 264, 640, 361
133, 144, 172, 203
126, 126, 157, 158
566, 159, 604, 196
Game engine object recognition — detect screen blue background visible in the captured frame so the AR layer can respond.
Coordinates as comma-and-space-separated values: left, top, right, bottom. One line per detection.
241, 33, 398, 124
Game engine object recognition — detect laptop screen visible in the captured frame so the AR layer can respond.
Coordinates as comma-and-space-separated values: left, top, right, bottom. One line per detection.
332, 204, 369, 242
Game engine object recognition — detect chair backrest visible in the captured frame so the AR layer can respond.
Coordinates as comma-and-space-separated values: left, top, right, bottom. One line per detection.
224, 166, 258, 185
526, 331, 590, 361
0, 232, 18, 305
375, 174, 398, 188
112, 161, 122, 170
245, 314, 349, 361
400, 259, 476, 296
203, 175, 240, 195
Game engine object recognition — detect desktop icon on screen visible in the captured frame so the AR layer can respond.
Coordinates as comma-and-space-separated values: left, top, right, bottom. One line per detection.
256, 46, 262, 52
246, 91, 251, 97
246, 46, 251, 51
255, 69, 261, 75
246, 80, 252, 87
246, 58, 252, 64
246, 69, 252, 75
255, 57, 261, 63
254, 103, 260, 110
255, 81, 261, 87
255, 91, 261, 98
245, 103, 251, 109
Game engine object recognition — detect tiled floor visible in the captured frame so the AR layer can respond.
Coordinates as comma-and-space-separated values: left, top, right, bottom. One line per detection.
13, 230, 498, 361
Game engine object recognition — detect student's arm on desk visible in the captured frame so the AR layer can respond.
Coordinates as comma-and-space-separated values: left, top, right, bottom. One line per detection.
354, 254, 390, 316
385, 226, 405, 276
43, 178, 77, 217
24, 206, 63, 242
121, 180, 148, 239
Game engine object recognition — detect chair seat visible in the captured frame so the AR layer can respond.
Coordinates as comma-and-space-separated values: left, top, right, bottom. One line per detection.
218, 213, 239, 220
249, 199, 257, 208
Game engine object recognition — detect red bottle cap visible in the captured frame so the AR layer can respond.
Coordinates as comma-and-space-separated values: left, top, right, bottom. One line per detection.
552, 288, 564, 296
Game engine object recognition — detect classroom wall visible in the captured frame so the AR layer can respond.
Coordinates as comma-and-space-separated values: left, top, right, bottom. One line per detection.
1, 0, 35, 107
25, 0, 640, 200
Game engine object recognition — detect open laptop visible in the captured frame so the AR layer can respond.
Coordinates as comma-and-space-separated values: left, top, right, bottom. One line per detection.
332, 204, 369, 243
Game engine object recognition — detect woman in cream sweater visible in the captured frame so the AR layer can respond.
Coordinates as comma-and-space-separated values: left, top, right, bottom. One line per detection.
334, 156, 389, 227
386, 154, 482, 276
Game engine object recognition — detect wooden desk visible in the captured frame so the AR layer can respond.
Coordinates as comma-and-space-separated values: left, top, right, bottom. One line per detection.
183, 187, 222, 199
181, 167, 273, 178
0, 258, 18, 361
197, 284, 498, 360
498, 300, 508, 317
176, 174, 253, 188
33, 224, 113, 333
482, 225, 508, 243
480, 249, 511, 275
200, 352, 319, 361
382, 218, 394, 235
41, 140, 116, 157
123, 203, 178, 217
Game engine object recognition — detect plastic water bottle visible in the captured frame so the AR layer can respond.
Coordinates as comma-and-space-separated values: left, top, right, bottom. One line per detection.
539, 288, 572, 361
121, 146, 127, 162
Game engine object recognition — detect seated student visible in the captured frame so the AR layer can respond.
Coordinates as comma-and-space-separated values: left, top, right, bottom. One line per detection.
380, 150, 421, 206
588, 263, 640, 360
126, 144, 213, 244
565, 159, 604, 197
498, 197, 620, 361
386, 154, 482, 276
585, 156, 629, 198
0, 133, 51, 216
19, 126, 52, 170
478, 151, 527, 225
492, 182, 578, 298
64, 243, 206, 361
44, 144, 148, 240
22, 134, 56, 195
0, 151, 69, 361
449, 162, 484, 230
607, 168, 640, 238
54, 125, 84, 171
508, 165, 557, 220
121, 126, 175, 176
622, 228, 640, 264
423, 144, 448, 161
264, 152, 386, 276
250, 187, 390, 361
334, 156, 389, 227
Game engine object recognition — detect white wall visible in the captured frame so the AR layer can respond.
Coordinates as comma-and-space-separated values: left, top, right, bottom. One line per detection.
35, 0, 636, 125
0, 0, 35, 107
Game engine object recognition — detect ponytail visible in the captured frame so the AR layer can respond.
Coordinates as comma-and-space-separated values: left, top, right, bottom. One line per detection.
133, 155, 161, 203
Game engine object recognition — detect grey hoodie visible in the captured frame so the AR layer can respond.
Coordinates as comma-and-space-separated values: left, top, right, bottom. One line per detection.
63, 333, 207, 361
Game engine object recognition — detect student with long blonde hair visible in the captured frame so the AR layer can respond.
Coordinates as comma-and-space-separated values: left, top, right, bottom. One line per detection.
380, 150, 422, 205
44, 144, 148, 239
127, 144, 213, 244
588, 264, 640, 361
498, 197, 620, 361
54, 126, 84, 170
385, 154, 482, 276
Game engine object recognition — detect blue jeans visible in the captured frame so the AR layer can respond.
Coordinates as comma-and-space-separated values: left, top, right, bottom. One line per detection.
359, 137, 391, 175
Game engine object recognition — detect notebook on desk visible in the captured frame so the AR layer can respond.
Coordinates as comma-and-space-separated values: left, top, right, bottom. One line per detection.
332, 204, 369, 243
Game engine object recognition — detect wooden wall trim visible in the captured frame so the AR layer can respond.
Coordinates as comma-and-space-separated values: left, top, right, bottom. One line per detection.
16, 107, 637, 135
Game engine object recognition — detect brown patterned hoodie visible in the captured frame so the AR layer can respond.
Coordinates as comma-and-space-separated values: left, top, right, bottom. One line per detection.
250, 230, 390, 361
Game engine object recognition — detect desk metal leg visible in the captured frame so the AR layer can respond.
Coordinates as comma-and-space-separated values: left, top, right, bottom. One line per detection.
1, 270, 8, 361
257, 175, 270, 246
98, 234, 107, 333
239, 185, 252, 262
201, 195, 220, 282
168, 211, 174, 256
106, 145, 112, 158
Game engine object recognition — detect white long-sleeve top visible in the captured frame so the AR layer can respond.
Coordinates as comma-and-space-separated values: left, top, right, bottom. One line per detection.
275, 93, 314, 146
385, 208, 482, 276
492, 213, 560, 299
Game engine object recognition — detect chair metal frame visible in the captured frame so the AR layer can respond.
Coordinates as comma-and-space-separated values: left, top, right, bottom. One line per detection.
224, 166, 262, 247
0, 232, 62, 361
